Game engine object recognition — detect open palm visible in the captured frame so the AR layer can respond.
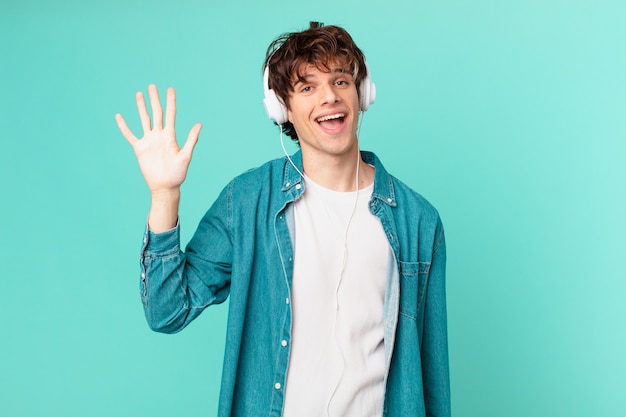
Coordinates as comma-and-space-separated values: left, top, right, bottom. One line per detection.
115, 84, 201, 193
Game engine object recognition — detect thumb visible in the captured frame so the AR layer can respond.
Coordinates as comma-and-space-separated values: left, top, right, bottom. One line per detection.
181, 123, 202, 158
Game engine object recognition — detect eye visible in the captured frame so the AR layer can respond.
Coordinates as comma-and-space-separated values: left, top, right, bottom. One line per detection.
335, 79, 350, 86
298, 84, 313, 94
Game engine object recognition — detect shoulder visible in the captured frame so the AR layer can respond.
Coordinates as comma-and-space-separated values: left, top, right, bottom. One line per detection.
392, 176, 439, 216
366, 151, 441, 222
229, 156, 288, 188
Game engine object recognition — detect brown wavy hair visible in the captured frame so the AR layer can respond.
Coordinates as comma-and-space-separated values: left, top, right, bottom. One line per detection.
264, 22, 367, 142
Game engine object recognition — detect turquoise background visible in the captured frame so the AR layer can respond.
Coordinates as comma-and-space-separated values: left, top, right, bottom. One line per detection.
1, 0, 624, 415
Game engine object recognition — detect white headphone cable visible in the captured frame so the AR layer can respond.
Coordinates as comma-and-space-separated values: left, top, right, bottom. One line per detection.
279, 111, 366, 417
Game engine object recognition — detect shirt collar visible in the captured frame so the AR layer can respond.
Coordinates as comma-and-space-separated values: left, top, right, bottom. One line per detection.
281, 151, 305, 194
361, 151, 397, 207
280, 150, 397, 207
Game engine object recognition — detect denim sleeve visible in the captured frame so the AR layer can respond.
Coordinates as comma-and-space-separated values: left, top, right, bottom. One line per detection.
139, 184, 233, 334
422, 218, 451, 417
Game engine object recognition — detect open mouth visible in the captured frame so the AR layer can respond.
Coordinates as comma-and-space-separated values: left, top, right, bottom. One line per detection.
316, 113, 346, 130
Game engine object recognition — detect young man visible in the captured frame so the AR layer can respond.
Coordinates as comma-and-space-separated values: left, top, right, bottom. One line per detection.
116, 22, 450, 417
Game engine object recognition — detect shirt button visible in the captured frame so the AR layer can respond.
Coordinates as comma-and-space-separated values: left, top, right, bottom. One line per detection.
295, 184, 302, 190
281, 340, 288, 347
285, 182, 291, 187
141, 272, 145, 278
274, 383, 281, 390
387, 198, 393, 203
285, 298, 290, 304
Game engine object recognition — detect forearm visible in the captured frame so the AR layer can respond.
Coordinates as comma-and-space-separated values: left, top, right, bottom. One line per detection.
141, 225, 215, 334
140, 185, 234, 333
148, 188, 181, 232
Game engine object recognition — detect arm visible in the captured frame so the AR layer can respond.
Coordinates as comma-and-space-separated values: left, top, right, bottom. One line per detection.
118, 85, 226, 333
422, 219, 451, 417
115, 84, 202, 232
139, 189, 232, 334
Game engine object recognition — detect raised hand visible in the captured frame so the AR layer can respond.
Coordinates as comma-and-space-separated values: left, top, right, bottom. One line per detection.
116, 85, 202, 232
115, 84, 202, 194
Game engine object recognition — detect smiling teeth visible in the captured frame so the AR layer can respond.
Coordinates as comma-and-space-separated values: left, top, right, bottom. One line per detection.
316, 113, 345, 122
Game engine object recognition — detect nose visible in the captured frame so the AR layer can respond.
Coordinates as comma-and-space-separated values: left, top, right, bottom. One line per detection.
319, 82, 340, 105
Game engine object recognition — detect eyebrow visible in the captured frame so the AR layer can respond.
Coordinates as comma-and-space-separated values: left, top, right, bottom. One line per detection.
293, 67, 351, 86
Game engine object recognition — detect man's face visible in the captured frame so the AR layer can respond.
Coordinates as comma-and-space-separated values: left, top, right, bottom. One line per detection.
286, 62, 360, 160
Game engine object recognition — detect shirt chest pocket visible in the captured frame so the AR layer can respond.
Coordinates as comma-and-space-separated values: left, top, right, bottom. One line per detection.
398, 261, 430, 320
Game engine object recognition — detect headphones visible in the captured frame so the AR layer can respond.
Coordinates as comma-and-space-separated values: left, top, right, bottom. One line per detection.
263, 61, 377, 125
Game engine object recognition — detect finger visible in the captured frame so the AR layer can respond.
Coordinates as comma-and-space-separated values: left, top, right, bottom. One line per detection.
148, 84, 163, 130
135, 91, 151, 133
115, 113, 139, 145
165, 87, 176, 131
181, 123, 202, 158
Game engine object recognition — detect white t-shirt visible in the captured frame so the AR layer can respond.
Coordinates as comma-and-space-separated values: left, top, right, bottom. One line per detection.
282, 177, 392, 417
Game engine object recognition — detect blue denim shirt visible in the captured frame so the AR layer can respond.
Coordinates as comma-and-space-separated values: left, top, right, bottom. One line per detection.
140, 151, 450, 417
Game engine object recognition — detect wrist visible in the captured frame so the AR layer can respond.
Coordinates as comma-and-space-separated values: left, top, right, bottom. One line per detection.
150, 187, 181, 203
148, 188, 181, 233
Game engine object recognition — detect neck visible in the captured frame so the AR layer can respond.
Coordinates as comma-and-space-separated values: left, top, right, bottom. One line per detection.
301, 145, 374, 192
